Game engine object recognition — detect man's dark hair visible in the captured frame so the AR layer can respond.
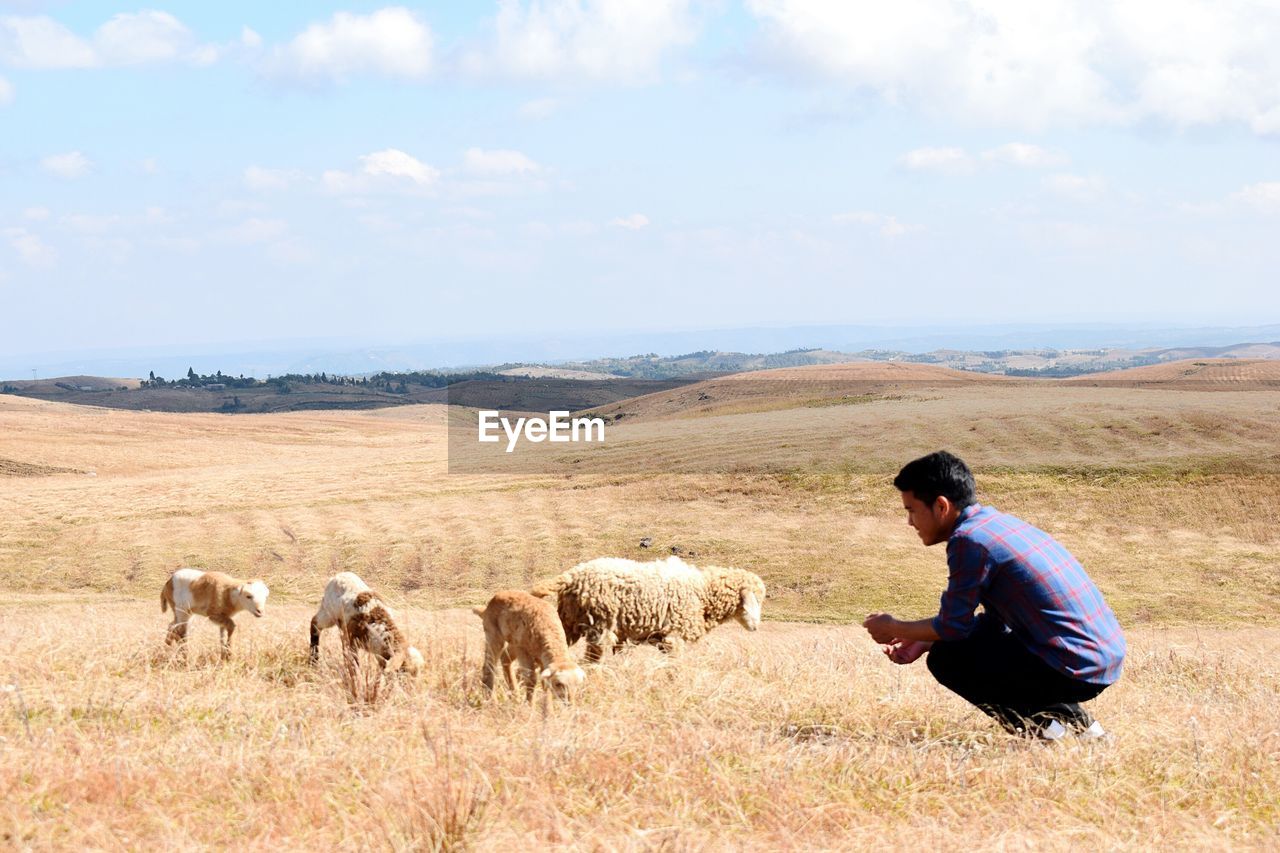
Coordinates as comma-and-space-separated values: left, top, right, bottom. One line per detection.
893, 451, 976, 509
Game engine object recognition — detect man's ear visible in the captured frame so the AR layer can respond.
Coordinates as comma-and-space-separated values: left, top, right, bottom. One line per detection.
933, 495, 954, 517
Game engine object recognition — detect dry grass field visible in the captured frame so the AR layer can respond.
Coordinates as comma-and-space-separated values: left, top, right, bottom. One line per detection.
2, 377, 1279, 849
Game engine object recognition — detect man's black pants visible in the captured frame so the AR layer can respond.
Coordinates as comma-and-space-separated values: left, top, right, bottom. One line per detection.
925, 616, 1108, 734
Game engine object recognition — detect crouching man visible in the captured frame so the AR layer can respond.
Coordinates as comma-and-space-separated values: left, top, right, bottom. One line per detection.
863, 451, 1125, 741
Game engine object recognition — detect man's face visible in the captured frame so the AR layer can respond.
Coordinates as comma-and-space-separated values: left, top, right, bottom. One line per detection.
901, 491, 950, 546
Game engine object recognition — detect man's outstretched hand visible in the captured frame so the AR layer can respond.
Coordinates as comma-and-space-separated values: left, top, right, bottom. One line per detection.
863, 613, 935, 665
862, 612, 900, 644
882, 639, 931, 665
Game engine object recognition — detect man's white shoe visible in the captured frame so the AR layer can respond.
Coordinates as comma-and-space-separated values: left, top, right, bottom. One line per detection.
1075, 720, 1108, 741
1037, 719, 1068, 741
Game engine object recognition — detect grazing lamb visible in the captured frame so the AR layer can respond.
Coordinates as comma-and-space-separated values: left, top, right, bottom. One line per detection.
472, 590, 585, 701
531, 555, 766, 662
310, 572, 424, 675
160, 568, 269, 659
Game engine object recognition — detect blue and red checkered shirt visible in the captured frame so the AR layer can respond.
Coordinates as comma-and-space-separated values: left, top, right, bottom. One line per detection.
931, 504, 1125, 685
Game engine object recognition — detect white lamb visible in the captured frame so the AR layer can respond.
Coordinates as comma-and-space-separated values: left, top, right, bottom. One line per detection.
531, 555, 766, 662
309, 572, 424, 675
160, 567, 269, 659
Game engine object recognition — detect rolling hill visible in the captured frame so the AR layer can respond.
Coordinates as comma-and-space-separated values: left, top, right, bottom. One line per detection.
1066, 358, 1280, 386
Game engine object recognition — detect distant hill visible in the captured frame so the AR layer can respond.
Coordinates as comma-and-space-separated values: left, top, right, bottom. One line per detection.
584, 361, 1008, 422
517, 342, 1280, 380
1065, 358, 1280, 386
6, 343, 1279, 414
516, 348, 868, 379
0, 373, 696, 415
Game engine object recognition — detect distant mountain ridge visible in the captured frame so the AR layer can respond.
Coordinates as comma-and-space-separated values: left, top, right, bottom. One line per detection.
514, 341, 1280, 380
5, 322, 1279, 379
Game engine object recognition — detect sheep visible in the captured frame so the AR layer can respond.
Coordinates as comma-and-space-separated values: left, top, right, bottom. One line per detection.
531, 555, 766, 662
160, 567, 269, 659
472, 590, 585, 701
309, 572, 424, 676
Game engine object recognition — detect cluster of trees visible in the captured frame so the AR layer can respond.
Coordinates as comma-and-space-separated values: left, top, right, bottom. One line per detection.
365, 370, 507, 394
139, 367, 510, 396
141, 368, 262, 389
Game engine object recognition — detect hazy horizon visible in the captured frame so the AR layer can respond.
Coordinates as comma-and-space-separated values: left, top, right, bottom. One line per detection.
5, 319, 1280, 381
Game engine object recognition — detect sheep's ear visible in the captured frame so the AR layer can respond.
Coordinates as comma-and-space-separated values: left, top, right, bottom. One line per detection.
540, 666, 554, 680
740, 589, 760, 614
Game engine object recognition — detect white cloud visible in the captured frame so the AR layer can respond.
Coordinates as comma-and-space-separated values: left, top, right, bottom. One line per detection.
0, 15, 97, 68
40, 150, 90, 179
833, 211, 917, 238
746, 0, 1280, 135
463, 147, 540, 176
465, 0, 699, 82
243, 166, 300, 191
22, 206, 49, 221
0, 11, 213, 69
0, 75, 12, 105
93, 11, 198, 66
360, 148, 439, 185
265, 7, 433, 82
139, 158, 160, 174
320, 169, 366, 195
982, 143, 1067, 168
610, 213, 650, 230
3, 227, 55, 267
1043, 173, 1107, 201
240, 26, 262, 50
518, 97, 560, 120
1231, 181, 1280, 211
899, 147, 973, 175
62, 213, 121, 234
220, 218, 289, 244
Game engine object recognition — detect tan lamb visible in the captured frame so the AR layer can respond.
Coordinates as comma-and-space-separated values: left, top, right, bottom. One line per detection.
160, 567, 269, 659
472, 590, 585, 701
310, 572, 424, 675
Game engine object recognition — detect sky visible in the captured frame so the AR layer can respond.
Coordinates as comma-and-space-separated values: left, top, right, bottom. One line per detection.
2, 1, 1280, 360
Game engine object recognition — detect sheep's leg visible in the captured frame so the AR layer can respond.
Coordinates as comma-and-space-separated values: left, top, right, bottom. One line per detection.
656, 635, 685, 656
212, 616, 235, 660
309, 613, 327, 664
500, 647, 517, 693
583, 623, 615, 664
166, 610, 191, 646
514, 650, 537, 701
480, 641, 500, 693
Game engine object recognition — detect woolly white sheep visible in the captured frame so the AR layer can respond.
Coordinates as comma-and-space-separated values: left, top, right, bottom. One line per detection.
310, 572, 424, 675
531, 555, 766, 662
160, 567, 269, 659
472, 590, 585, 701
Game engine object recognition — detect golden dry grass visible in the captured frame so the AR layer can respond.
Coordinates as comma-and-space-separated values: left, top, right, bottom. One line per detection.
1, 602, 1277, 849
1, 385, 1278, 847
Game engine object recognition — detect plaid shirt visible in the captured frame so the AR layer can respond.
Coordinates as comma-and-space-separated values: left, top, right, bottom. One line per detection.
931, 504, 1126, 685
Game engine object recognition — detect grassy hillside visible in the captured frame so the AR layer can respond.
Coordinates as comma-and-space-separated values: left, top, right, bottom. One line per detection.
2, 604, 1275, 849
2, 384, 1278, 847
3, 384, 1278, 622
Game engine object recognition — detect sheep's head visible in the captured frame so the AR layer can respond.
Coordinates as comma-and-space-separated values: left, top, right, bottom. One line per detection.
734, 575, 766, 632
540, 662, 586, 700
238, 580, 269, 617
405, 646, 425, 676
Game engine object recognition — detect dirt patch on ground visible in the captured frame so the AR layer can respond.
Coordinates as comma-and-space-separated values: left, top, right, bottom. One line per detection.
0, 457, 84, 477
